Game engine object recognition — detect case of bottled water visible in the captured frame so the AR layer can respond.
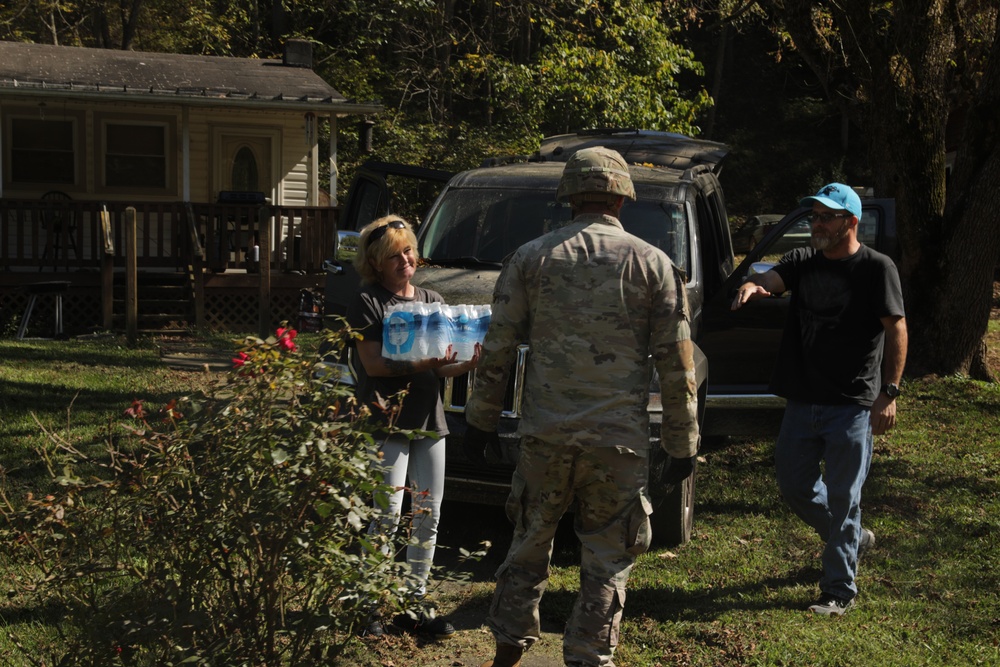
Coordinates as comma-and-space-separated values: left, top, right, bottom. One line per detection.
382, 303, 491, 362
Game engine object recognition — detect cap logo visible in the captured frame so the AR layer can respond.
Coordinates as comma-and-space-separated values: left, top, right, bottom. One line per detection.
819, 185, 839, 197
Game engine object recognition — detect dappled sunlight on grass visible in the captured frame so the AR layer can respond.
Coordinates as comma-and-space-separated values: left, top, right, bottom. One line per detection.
2, 327, 999, 665
615, 375, 1000, 666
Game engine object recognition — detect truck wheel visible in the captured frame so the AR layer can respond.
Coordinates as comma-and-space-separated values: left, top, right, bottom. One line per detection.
650, 462, 696, 547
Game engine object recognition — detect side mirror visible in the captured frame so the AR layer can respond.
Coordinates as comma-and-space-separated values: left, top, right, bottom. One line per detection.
335, 230, 361, 263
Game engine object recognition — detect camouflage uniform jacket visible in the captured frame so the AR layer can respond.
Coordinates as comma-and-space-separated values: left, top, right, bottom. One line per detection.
465, 213, 700, 457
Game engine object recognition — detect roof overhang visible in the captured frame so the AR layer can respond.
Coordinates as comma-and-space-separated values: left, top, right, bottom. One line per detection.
0, 81, 382, 116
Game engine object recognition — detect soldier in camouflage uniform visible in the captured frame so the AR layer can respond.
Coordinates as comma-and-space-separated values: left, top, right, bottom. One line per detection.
465, 146, 701, 667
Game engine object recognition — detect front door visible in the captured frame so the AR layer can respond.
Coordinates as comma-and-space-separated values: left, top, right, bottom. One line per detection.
212, 130, 279, 269
215, 132, 276, 199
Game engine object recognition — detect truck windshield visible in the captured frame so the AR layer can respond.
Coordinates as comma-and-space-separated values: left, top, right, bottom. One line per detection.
420, 187, 690, 273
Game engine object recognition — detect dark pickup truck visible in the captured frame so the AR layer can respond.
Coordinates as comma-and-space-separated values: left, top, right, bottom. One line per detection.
324, 129, 898, 545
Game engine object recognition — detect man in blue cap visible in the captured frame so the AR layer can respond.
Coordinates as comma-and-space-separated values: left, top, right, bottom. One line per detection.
731, 183, 907, 616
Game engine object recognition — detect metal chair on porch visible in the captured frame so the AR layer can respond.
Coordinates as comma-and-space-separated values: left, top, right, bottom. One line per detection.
16, 280, 71, 339
39, 190, 78, 271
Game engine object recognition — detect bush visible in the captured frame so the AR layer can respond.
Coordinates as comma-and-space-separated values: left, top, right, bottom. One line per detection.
1, 326, 423, 666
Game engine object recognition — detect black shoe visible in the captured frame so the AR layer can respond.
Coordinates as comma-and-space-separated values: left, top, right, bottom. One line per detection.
357, 618, 384, 637
392, 612, 456, 639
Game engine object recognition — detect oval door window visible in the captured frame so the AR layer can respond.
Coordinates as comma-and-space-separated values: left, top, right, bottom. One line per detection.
232, 146, 259, 191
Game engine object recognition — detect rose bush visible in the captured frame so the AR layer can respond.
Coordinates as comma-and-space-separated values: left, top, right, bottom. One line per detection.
0, 325, 438, 666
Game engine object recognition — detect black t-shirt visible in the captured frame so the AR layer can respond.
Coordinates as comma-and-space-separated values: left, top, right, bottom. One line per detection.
770, 245, 905, 406
347, 283, 449, 435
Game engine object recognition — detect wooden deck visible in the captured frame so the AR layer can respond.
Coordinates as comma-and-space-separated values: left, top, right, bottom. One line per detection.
1, 198, 336, 336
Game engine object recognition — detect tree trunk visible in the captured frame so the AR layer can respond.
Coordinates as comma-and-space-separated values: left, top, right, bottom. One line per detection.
926, 146, 1000, 380
120, 0, 144, 51
704, 23, 729, 140
926, 16, 1000, 380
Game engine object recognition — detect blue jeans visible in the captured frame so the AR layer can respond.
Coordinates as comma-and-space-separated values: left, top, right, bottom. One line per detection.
774, 401, 873, 601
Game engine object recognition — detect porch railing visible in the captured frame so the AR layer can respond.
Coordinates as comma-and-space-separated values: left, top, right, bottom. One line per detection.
0, 198, 338, 274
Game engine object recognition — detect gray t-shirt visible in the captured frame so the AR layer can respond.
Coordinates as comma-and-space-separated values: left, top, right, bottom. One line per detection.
347, 282, 449, 435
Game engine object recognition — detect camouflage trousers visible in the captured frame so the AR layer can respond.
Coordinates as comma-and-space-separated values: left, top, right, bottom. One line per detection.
487, 437, 652, 667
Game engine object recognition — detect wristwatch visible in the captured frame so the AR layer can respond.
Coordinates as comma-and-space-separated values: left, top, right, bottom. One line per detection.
881, 382, 901, 399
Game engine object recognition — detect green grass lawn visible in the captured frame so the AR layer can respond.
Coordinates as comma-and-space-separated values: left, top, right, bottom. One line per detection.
0, 335, 229, 492
1, 334, 998, 666
617, 377, 1000, 665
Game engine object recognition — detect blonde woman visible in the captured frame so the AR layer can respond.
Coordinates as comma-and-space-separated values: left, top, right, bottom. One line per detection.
347, 215, 479, 638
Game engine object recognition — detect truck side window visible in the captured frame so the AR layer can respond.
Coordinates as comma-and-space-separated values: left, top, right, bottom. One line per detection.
695, 189, 731, 294
858, 209, 881, 246
343, 178, 386, 232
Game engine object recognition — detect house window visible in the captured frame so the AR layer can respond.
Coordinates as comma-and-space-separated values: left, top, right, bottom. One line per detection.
231, 146, 260, 191
104, 123, 167, 188
10, 118, 76, 184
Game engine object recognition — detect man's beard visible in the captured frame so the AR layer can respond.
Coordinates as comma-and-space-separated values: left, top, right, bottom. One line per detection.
811, 219, 851, 250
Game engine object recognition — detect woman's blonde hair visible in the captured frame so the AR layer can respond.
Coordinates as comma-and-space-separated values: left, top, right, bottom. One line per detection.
355, 215, 419, 284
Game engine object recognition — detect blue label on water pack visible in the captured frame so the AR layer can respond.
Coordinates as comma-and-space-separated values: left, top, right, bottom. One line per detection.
383, 311, 416, 356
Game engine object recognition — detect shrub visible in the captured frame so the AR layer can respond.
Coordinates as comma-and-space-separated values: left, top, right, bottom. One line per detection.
1, 325, 423, 666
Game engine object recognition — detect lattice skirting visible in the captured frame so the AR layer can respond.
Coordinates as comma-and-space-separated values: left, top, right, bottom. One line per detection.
1, 287, 310, 337
203, 289, 302, 333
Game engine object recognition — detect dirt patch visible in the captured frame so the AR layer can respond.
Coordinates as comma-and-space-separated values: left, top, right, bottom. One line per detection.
348, 502, 576, 667
156, 338, 235, 371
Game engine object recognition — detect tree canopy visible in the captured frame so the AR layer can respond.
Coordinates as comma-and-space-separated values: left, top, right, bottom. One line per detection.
743, 0, 1000, 378
1, 0, 997, 379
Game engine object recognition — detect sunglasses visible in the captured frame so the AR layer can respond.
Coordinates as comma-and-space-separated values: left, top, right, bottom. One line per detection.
809, 211, 852, 224
365, 219, 406, 249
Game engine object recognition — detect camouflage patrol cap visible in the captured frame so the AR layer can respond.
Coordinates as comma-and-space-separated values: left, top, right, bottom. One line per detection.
556, 146, 636, 202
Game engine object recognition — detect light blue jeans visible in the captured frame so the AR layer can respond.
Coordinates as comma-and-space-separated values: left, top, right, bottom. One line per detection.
372, 434, 446, 596
774, 401, 873, 601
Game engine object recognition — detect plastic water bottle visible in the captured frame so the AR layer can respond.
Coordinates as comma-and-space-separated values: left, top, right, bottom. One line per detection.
413, 302, 430, 359
425, 302, 450, 359
475, 304, 492, 347
452, 304, 476, 361
382, 302, 491, 361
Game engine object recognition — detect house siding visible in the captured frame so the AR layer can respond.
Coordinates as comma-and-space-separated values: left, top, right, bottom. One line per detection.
2, 96, 315, 207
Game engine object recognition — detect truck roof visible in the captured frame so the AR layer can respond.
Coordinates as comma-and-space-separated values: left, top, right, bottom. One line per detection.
446, 159, 694, 196
538, 129, 729, 172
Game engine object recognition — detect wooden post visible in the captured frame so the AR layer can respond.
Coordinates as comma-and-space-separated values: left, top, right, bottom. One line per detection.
258, 205, 271, 339
184, 203, 206, 332
125, 206, 138, 346
100, 205, 115, 330
191, 257, 206, 332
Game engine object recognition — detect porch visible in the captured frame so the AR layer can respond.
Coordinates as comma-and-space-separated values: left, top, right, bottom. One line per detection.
0, 196, 338, 337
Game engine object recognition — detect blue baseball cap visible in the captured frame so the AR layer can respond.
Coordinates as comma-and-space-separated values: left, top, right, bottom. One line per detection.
799, 183, 862, 219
